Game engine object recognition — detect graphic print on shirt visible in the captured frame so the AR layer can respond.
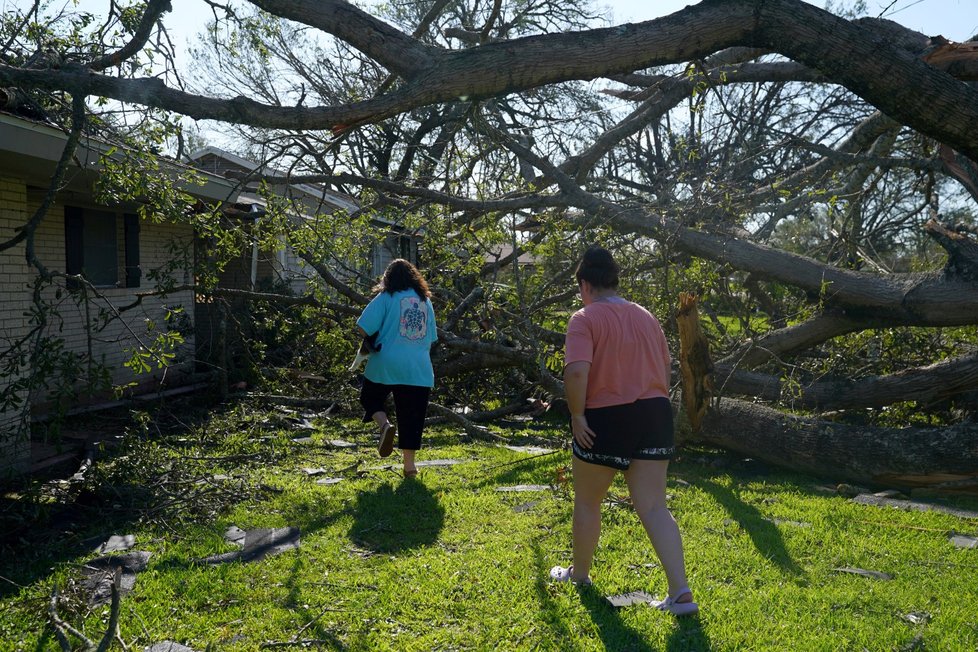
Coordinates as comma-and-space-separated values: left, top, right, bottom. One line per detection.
399, 295, 427, 341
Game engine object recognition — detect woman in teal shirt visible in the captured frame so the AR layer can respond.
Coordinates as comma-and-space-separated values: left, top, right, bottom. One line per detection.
356, 259, 438, 478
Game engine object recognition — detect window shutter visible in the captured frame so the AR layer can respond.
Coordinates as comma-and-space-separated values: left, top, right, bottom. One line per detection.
124, 213, 141, 288
64, 206, 84, 290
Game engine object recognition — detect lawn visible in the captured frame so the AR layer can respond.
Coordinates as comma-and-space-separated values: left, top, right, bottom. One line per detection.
2, 401, 977, 651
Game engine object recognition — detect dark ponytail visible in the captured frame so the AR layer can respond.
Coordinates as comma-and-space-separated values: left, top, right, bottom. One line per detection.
574, 245, 619, 289
374, 258, 431, 299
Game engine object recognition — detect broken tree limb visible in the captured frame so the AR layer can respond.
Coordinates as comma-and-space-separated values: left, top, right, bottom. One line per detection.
426, 402, 507, 442
677, 293, 714, 433
687, 397, 978, 491
714, 352, 978, 410
925, 219, 978, 281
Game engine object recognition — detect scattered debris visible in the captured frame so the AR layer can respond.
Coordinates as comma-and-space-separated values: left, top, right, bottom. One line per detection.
512, 500, 540, 513
902, 612, 931, 625
766, 518, 812, 528
836, 484, 868, 498
851, 493, 978, 519
605, 590, 655, 608
496, 484, 551, 492
81, 551, 152, 605
200, 527, 300, 565
415, 459, 464, 467
145, 643, 198, 652
94, 534, 135, 554
831, 567, 893, 581
950, 533, 978, 549
873, 489, 909, 500
897, 633, 925, 652
502, 445, 554, 455
224, 526, 247, 547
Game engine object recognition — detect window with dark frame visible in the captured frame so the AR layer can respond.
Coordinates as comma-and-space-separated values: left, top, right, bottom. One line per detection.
64, 206, 140, 289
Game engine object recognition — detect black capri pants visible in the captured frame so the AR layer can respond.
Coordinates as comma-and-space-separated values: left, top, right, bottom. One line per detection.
572, 396, 675, 471
359, 378, 431, 450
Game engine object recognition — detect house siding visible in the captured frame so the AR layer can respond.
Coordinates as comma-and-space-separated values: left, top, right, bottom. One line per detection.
0, 174, 197, 479
0, 177, 31, 478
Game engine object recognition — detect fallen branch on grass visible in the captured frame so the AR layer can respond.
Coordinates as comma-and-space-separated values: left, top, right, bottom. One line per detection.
426, 402, 508, 442
49, 568, 124, 652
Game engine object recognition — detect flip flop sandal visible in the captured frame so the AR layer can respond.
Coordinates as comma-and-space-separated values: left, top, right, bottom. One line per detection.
377, 423, 396, 458
549, 565, 592, 586
651, 589, 698, 616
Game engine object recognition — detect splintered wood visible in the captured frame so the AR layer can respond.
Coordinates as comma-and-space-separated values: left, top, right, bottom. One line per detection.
677, 293, 714, 433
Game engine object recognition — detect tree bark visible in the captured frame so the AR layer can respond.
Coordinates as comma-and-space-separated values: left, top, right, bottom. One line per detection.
687, 397, 978, 491
715, 352, 978, 410
6, 0, 978, 158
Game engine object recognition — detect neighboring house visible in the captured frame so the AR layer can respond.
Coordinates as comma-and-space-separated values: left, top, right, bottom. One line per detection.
0, 112, 235, 479
186, 147, 422, 371
187, 147, 419, 284
0, 122, 421, 480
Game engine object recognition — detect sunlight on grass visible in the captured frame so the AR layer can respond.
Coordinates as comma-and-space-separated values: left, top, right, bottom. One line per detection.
2, 407, 977, 651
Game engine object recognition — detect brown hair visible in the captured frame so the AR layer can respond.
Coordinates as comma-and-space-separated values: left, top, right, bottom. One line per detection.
574, 245, 620, 289
374, 258, 431, 299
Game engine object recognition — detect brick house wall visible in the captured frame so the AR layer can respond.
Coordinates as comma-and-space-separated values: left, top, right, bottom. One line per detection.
0, 173, 196, 479
0, 177, 32, 477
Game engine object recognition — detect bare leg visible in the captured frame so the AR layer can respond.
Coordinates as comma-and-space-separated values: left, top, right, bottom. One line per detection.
371, 410, 390, 432
402, 448, 417, 474
571, 456, 617, 581
624, 459, 692, 600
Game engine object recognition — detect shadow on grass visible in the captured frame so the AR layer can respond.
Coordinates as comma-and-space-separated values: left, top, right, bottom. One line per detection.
530, 540, 713, 651
348, 477, 444, 553
697, 478, 805, 577
281, 556, 348, 650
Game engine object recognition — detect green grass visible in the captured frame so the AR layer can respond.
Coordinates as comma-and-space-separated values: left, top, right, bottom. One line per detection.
2, 404, 978, 651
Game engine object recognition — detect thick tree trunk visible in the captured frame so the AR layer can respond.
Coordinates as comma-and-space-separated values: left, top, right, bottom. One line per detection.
684, 397, 978, 492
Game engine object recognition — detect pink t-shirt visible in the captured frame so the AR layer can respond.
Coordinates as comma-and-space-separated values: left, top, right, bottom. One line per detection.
564, 298, 671, 409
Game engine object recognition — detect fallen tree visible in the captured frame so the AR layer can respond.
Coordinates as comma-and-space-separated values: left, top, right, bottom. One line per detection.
2, 0, 977, 486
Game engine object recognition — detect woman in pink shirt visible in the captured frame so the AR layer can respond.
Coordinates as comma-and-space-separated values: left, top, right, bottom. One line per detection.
550, 246, 697, 616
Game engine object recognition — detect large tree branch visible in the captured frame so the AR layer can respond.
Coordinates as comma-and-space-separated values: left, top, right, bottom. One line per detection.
5, 0, 978, 157
717, 351, 978, 410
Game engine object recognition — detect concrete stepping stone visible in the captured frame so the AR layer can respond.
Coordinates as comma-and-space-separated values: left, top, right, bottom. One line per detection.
324, 439, 356, 449
497, 484, 551, 492
316, 477, 344, 486
291, 436, 315, 445
301, 467, 329, 477
415, 459, 463, 467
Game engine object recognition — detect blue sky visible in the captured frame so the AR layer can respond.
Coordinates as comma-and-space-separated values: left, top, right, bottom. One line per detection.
607, 0, 978, 40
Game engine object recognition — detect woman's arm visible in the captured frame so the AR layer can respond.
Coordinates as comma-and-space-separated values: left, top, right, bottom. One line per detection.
564, 361, 596, 448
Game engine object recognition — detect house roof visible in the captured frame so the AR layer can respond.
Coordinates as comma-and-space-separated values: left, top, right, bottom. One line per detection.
188, 146, 359, 214
0, 112, 237, 202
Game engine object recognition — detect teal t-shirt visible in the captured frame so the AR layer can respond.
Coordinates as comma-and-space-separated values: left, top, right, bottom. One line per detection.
356, 289, 437, 387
